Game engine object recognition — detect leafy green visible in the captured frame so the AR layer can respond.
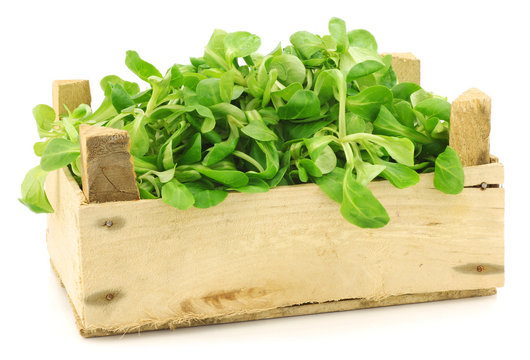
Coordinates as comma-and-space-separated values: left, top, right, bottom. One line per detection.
19, 165, 54, 213
22, 17, 466, 230
434, 146, 465, 194
40, 139, 80, 171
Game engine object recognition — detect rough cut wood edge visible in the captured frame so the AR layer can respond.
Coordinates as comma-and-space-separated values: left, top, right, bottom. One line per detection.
383, 52, 420, 84
52, 80, 91, 119
450, 88, 492, 166
45, 168, 86, 322
78, 289, 496, 337
56, 272, 493, 339
48, 262, 496, 338
79, 125, 139, 203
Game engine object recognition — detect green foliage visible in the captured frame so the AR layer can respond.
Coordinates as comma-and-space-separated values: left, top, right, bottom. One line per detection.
21, 17, 465, 229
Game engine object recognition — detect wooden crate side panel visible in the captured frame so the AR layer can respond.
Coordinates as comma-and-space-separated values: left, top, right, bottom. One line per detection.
78, 288, 496, 337
77, 164, 503, 330
45, 168, 86, 323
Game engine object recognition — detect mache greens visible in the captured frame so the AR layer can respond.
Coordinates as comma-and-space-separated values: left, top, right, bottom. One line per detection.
20, 17, 464, 228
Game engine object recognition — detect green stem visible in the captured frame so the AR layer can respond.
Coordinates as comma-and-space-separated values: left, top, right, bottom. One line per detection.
232, 151, 265, 172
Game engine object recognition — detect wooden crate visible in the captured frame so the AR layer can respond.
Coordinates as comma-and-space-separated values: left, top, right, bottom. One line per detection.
45, 54, 504, 337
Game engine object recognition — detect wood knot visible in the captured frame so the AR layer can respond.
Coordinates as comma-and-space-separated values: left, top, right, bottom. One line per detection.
106, 293, 115, 301
476, 265, 485, 272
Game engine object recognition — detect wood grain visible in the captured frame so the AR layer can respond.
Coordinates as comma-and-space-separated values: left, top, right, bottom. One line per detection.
52, 80, 91, 119
79, 125, 139, 203
450, 88, 492, 166
55, 162, 503, 331
45, 167, 86, 321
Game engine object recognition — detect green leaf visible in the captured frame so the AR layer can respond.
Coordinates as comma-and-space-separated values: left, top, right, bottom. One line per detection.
186, 183, 228, 208
204, 29, 229, 70
100, 75, 140, 95
289, 31, 324, 59
193, 165, 249, 187
299, 158, 323, 177
313, 145, 337, 174
373, 105, 431, 144
340, 168, 389, 228
347, 29, 378, 52
203, 137, 238, 166
169, 64, 184, 89
124, 114, 150, 157
346, 85, 393, 121
40, 138, 80, 171
329, 17, 348, 53
376, 158, 420, 189
241, 111, 278, 141
367, 134, 415, 166
196, 78, 223, 106
125, 50, 162, 82
111, 83, 135, 113
224, 31, 261, 59
19, 165, 53, 213
278, 90, 320, 119
161, 179, 195, 210
178, 133, 202, 165
157, 139, 174, 170
33, 104, 55, 133
304, 135, 335, 159
272, 82, 303, 102
268, 54, 306, 85
347, 60, 385, 82
391, 82, 422, 102
219, 70, 235, 103
354, 161, 385, 186
414, 97, 451, 121
434, 146, 464, 194
246, 141, 280, 180
33, 139, 50, 156
231, 177, 270, 193
315, 167, 346, 203
393, 100, 416, 128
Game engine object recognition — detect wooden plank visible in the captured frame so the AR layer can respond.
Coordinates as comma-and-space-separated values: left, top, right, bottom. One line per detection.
72, 164, 503, 331
79, 125, 139, 203
52, 80, 91, 119
383, 52, 420, 84
45, 168, 86, 322
450, 88, 492, 166
61, 284, 493, 337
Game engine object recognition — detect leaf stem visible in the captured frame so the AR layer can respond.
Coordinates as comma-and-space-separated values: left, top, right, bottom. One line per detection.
232, 151, 265, 172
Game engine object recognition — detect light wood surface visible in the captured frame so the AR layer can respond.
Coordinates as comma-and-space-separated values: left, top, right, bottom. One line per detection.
52, 80, 91, 119
79, 125, 139, 203
45, 167, 86, 322
45, 162, 503, 333
450, 88, 492, 166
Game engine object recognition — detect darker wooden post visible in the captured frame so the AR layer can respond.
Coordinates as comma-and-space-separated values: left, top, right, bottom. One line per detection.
449, 88, 491, 166
79, 125, 140, 203
53, 80, 91, 119
53, 79, 139, 203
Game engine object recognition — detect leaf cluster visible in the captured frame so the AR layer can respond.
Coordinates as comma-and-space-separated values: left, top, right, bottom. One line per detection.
20, 17, 464, 228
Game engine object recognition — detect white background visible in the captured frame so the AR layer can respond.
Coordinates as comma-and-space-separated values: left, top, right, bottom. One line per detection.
1, 0, 528, 358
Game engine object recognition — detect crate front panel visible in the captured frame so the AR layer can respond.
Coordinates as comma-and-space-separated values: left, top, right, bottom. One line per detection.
74, 164, 504, 330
